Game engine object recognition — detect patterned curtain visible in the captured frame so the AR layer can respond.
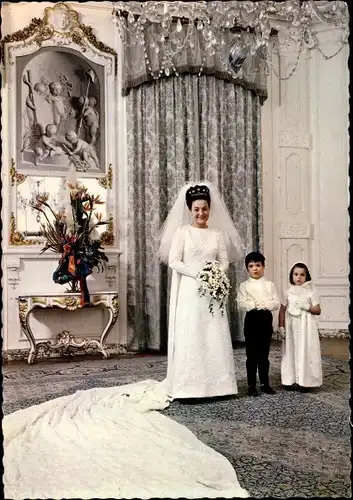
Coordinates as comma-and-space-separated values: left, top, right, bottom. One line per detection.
126, 75, 262, 350
126, 76, 199, 350
198, 76, 263, 341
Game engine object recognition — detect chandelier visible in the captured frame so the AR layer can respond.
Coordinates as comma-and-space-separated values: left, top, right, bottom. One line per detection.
16, 178, 53, 233
112, 1, 349, 82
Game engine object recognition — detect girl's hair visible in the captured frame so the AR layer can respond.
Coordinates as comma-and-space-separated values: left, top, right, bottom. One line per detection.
289, 262, 312, 284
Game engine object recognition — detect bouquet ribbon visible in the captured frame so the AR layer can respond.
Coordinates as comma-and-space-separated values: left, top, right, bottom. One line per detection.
54, 244, 91, 306
68, 255, 76, 275
76, 257, 91, 306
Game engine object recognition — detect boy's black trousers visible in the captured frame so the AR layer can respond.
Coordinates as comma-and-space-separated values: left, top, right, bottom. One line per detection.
244, 309, 273, 388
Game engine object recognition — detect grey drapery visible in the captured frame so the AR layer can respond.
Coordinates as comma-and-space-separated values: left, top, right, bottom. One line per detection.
126, 75, 263, 350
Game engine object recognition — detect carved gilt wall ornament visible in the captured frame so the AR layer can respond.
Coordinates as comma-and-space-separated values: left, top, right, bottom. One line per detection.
10, 159, 27, 187
101, 214, 115, 247
1, 3, 117, 74
97, 165, 113, 190
10, 213, 43, 246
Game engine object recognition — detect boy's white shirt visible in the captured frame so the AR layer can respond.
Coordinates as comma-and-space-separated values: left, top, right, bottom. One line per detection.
236, 276, 280, 312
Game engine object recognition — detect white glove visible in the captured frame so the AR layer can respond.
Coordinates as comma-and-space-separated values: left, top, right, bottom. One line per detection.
287, 300, 301, 317
279, 326, 286, 339
298, 298, 310, 311
255, 300, 267, 310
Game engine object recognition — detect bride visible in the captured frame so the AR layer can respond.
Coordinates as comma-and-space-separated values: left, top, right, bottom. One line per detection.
159, 182, 245, 400
4, 181, 248, 499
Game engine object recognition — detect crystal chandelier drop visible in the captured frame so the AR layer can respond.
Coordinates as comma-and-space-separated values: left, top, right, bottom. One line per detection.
112, 1, 349, 81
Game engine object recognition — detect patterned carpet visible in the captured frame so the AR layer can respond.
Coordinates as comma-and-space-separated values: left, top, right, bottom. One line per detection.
3, 343, 350, 498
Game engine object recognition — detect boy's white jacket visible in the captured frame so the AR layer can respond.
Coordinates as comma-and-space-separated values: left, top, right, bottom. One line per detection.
236, 277, 280, 312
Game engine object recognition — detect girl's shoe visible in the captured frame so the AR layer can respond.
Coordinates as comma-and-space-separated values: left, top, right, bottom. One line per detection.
298, 386, 311, 393
282, 384, 296, 391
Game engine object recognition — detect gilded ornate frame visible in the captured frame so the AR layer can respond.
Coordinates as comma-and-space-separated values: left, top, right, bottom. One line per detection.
0, 3, 117, 70
2, 4, 117, 248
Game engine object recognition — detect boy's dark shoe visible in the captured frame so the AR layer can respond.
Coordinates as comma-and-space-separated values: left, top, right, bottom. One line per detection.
247, 387, 259, 397
260, 385, 276, 395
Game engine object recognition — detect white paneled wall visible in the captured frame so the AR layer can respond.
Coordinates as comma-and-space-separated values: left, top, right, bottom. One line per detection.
262, 27, 349, 333
309, 28, 349, 331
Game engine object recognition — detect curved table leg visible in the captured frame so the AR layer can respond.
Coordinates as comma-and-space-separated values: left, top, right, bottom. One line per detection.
99, 297, 119, 359
18, 295, 119, 363
99, 307, 114, 359
18, 299, 38, 364
25, 309, 38, 365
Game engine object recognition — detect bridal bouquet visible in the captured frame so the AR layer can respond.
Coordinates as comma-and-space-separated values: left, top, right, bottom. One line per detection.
196, 261, 230, 316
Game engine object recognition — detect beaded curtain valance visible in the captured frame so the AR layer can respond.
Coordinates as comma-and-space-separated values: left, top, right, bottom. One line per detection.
112, 1, 348, 103
113, 3, 268, 102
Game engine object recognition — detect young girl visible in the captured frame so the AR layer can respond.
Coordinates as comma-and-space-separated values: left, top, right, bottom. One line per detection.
279, 262, 322, 392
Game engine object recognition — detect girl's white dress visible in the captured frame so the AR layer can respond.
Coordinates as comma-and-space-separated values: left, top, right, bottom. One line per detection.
281, 281, 322, 387
167, 225, 237, 398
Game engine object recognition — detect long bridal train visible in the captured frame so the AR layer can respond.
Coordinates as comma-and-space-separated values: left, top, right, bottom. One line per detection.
4, 379, 249, 499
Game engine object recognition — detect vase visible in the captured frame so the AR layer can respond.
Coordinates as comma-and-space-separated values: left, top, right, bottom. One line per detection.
80, 275, 90, 305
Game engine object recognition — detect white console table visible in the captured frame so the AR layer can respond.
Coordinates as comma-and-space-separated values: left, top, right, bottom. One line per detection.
17, 291, 119, 364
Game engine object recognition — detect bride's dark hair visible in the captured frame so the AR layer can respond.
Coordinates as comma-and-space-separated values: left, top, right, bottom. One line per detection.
185, 184, 211, 210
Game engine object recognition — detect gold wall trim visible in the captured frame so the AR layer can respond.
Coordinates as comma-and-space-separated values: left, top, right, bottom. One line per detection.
1, 3, 117, 74
101, 214, 115, 247
10, 159, 27, 187
97, 164, 113, 190
10, 213, 43, 246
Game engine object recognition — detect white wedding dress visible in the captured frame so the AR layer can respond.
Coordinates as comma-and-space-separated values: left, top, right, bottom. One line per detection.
4, 379, 248, 499
4, 226, 247, 499
166, 225, 237, 398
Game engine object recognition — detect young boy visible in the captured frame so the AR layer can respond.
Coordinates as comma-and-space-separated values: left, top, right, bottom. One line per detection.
237, 251, 280, 397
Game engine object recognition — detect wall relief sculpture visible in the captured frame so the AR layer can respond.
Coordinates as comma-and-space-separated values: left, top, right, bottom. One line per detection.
1, 3, 118, 248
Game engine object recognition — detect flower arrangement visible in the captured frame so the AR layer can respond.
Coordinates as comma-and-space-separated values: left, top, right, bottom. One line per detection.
32, 168, 109, 304
196, 261, 230, 316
